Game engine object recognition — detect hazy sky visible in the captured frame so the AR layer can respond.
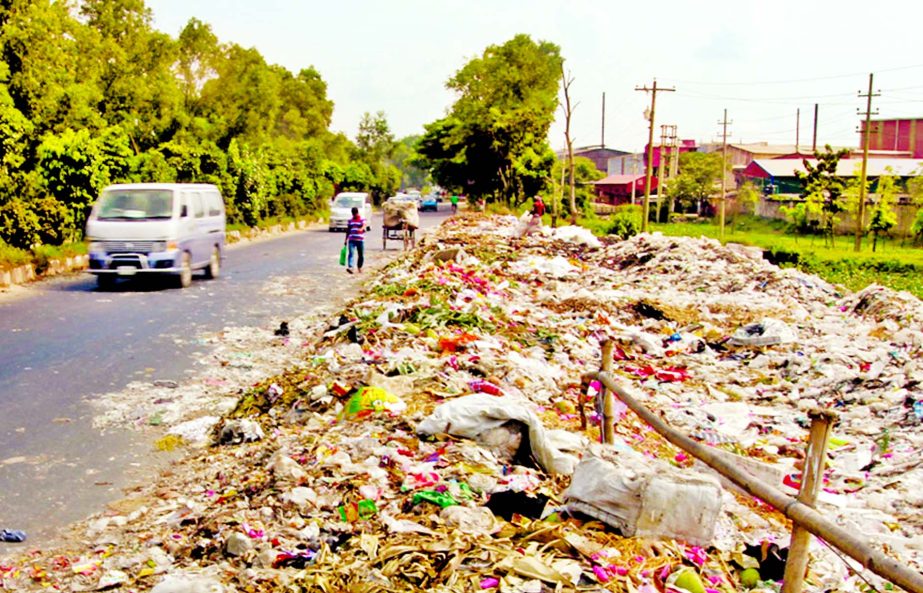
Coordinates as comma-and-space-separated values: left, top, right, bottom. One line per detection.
145, 0, 923, 154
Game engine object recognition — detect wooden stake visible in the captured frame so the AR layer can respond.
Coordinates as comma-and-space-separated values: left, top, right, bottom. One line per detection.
782, 410, 836, 593
600, 340, 615, 444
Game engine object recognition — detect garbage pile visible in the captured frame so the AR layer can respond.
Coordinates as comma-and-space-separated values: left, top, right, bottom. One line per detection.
2, 214, 922, 593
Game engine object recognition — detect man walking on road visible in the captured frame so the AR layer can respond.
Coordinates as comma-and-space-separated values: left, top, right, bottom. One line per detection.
345, 207, 365, 274
450, 194, 459, 214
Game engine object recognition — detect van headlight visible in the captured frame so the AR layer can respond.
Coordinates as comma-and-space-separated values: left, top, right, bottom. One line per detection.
165, 240, 178, 251
88, 241, 106, 253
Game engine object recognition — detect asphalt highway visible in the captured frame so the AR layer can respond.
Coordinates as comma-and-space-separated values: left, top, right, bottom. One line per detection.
0, 207, 448, 547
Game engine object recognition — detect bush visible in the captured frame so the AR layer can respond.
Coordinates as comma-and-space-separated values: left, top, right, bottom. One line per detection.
30, 196, 71, 245
0, 239, 31, 271
0, 198, 41, 249
269, 193, 312, 219
608, 204, 642, 239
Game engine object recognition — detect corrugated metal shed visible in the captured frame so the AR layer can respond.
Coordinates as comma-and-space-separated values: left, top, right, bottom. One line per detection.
593, 174, 646, 185
745, 158, 923, 178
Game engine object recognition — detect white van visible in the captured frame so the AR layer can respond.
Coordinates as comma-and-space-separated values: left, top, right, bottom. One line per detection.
328, 191, 372, 232
85, 183, 226, 289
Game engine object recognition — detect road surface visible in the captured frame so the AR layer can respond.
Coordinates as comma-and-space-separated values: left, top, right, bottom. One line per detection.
0, 207, 448, 547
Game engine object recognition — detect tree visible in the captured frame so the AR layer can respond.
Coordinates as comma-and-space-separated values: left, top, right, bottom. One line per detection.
866, 168, 898, 252
0, 66, 34, 201
175, 18, 220, 106
390, 135, 427, 190
1, 0, 102, 135
415, 34, 562, 204
736, 181, 760, 216
352, 111, 400, 203
199, 44, 282, 148
560, 64, 576, 224
0, 3, 350, 252
665, 152, 724, 216
795, 145, 848, 246
36, 126, 133, 240
80, 0, 183, 149
356, 111, 395, 162
550, 156, 604, 218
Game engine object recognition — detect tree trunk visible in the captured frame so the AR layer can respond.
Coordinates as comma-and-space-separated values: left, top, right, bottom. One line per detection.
561, 64, 577, 224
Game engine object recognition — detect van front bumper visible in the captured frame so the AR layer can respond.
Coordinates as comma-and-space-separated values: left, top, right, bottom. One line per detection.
88, 250, 182, 275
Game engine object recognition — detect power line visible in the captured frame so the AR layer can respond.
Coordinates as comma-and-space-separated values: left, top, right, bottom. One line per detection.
660, 63, 923, 86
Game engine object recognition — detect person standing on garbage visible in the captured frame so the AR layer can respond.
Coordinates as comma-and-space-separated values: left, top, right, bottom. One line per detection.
520, 195, 545, 236
345, 207, 365, 274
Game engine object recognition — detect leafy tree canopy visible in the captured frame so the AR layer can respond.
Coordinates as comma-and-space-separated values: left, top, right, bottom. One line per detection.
415, 34, 562, 204
796, 145, 849, 243
666, 151, 725, 212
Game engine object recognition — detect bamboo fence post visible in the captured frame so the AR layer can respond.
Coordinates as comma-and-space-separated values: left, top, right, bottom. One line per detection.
782, 410, 837, 593
600, 340, 615, 444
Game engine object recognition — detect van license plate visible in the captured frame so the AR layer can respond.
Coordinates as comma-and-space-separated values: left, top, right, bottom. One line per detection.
117, 267, 137, 276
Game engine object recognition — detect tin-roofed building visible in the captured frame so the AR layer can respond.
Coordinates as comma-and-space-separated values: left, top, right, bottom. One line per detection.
741, 158, 923, 195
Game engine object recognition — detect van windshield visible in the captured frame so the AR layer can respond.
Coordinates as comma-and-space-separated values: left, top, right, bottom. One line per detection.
97, 190, 174, 220
333, 196, 364, 209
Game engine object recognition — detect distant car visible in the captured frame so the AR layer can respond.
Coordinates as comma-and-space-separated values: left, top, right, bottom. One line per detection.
387, 195, 416, 205
329, 192, 372, 231
419, 195, 438, 212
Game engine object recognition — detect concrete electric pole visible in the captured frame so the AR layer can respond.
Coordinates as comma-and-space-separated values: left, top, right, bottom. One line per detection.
855, 73, 879, 252
718, 109, 732, 241
636, 79, 675, 233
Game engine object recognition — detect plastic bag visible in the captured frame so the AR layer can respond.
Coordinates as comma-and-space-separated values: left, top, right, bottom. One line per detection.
339, 245, 347, 266
338, 386, 406, 421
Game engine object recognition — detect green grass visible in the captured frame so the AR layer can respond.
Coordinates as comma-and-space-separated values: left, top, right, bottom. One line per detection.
0, 241, 87, 273
0, 242, 31, 271
645, 215, 923, 298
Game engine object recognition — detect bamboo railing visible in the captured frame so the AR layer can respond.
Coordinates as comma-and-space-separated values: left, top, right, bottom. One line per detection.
580, 341, 923, 593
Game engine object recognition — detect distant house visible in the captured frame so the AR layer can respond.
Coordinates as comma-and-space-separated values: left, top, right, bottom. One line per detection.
646, 139, 697, 172
861, 117, 923, 159
608, 153, 645, 176
741, 158, 923, 195
557, 146, 631, 174
592, 174, 654, 205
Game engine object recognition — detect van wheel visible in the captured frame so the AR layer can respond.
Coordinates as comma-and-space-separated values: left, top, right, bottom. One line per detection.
204, 246, 220, 279
176, 252, 193, 288
97, 275, 115, 290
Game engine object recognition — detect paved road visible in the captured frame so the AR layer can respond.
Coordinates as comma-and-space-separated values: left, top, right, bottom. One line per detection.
0, 207, 448, 547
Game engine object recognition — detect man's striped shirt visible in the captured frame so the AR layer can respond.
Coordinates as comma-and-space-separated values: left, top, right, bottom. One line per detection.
346, 217, 366, 242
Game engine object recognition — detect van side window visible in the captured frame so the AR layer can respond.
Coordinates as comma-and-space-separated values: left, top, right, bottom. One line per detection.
207, 192, 223, 216
192, 193, 205, 218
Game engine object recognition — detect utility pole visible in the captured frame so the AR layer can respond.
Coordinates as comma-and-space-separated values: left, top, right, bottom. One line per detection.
718, 109, 732, 241
855, 73, 879, 252
657, 125, 669, 222
664, 125, 678, 220
601, 92, 606, 148
670, 130, 679, 177
795, 108, 800, 153
636, 78, 675, 233
812, 103, 818, 152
